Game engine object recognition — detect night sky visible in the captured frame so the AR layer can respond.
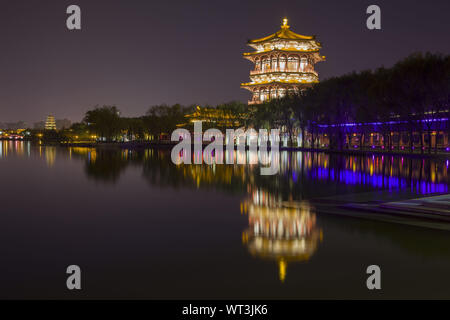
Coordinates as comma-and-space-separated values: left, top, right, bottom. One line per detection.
1, 0, 449, 123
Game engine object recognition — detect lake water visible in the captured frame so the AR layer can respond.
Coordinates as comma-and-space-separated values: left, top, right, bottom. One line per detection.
1, 141, 450, 299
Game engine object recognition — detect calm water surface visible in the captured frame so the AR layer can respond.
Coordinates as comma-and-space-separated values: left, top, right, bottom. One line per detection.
1, 141, 450, 299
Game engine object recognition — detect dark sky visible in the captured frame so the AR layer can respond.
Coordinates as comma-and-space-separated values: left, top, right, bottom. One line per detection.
1, 0, 449, 123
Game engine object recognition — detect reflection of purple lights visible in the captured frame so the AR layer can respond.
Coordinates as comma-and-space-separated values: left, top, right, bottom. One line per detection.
292, 171, 298, 182
312, 167, 447, 194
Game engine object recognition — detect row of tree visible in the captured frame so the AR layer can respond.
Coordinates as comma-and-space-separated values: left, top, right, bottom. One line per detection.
71, 102, 250, 142
252, 52, 450, 153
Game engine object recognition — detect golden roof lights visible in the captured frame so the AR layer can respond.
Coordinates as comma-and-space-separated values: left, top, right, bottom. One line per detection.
241, 18, 325, 105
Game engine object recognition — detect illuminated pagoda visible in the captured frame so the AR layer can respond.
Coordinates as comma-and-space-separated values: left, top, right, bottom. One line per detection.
45, 115, 56, 130
241, 188, 323, 282
241, 18, 325, 104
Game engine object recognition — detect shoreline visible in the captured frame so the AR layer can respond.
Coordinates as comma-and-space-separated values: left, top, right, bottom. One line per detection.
52, 141, 450, 158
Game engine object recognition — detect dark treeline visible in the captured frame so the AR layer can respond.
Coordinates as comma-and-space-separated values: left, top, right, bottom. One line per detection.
68, 52, 449, 153
70, 102, 250, 142
253, 52, 450, 153
71, 104, 192, 142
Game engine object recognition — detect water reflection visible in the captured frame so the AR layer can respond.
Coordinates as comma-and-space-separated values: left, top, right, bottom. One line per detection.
2, 141, 450, 292
44, 147, 56, 167
3, 142, 447, 197
0, 140, 28, 158
299, 153, 448, 194
142, 148, 250, 191
171, 148, 449, 195
80, 149, 129, 183
241, 188, 322, 282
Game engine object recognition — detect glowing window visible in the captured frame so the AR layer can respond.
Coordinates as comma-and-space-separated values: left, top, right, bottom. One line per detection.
288, 56, 299, 71
279, 56, 287, 71
300, 57, 307, 72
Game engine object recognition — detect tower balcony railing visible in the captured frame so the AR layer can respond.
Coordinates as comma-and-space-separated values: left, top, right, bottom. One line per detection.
250, 67, 318, 77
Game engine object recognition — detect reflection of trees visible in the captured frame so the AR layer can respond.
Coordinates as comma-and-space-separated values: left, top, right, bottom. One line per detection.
71, 147, 448, 196
71, 148, 131, 183
241, 188, 322, 282
85, 152, 129, 183
141, 149, 253, 193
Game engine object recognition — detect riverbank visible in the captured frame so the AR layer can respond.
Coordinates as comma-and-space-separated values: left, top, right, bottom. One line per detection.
57, 141, 450, 158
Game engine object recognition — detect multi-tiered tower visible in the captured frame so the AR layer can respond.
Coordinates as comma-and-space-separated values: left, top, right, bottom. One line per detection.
241, 18, 325, 104
45, 115, 56, 130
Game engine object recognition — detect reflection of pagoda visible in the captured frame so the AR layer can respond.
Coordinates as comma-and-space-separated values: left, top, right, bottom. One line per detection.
241, 188, 322, 282
44, 146, 56, 167
241, 18, 325, 104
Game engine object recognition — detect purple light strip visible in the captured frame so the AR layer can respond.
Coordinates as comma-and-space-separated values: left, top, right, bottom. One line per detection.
317, 118, 449, 128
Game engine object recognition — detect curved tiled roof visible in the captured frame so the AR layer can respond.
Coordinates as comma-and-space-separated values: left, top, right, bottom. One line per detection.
249, 19, 314, 43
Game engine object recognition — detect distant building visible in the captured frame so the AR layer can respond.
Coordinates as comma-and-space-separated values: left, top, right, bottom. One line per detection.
45, 115, 57, 130
182, 106, 244, 128
56, 119, 71, 130
38, 118, 71, 130
241, 18, 325, 104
